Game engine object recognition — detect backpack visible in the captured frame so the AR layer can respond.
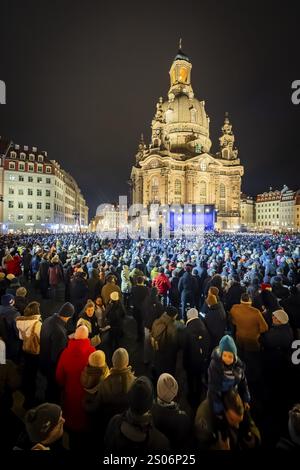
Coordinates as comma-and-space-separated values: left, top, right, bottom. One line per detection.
150, 318, 168, 352
22, 321, 40, 355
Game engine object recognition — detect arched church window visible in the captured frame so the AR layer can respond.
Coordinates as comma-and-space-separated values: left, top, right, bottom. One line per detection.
166, 108, 173, 124
174, 179, 182, 195
190, 107, 197, 123
151, 176, 159, 202
199, 180, 207, 203
200, 161, 207, 172
179, 67, 188, 83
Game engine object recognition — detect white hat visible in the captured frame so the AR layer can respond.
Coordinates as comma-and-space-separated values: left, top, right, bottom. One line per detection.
273, 309, 289, 325
110, 291, 120, 301
186, 308, 199, 321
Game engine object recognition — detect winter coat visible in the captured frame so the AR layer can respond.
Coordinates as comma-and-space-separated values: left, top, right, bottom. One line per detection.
84, 366, 136, 418
121, 269, 132, 294
230, 302, 268, 351
15, 314, 42, 355
81, 364, 110, 393
151, 313, 179, 376
101, 283, 122, 306
183, 317, 210, 373
87, 269, 102, 299
153, 273, 171, 296
260, 323, 294, 362
130, 285, 149, 311
48, 263, 64, 286
39, 314, 69, 375
169, 277, 180, 308
38, 259, 50, 282
56, 338, 95, 432
207, 348, 251, 415
142, 296, 164, 330
105, 409, 170, 452
178, 272, 194, 297
70, 274, 89, 310
204, 301, 227, 350
0, 358, 21, 419
105, 301, 126, 337
224, 282, 246, 312
195, 398, 260, 450
152, 400, 192, 449
0, 305, 22, 362
281, 292, 300, 329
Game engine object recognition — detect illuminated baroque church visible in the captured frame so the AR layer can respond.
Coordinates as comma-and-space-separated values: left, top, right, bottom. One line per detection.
130, 43, 244, 229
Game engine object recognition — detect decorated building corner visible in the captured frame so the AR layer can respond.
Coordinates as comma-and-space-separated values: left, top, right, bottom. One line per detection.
130, 42, 244, 230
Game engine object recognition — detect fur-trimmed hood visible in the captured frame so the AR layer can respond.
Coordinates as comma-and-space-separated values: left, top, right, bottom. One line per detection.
16, 315, 41, 339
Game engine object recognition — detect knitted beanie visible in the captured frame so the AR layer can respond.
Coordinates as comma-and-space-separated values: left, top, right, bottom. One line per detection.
186, 308, 199, 321
273, 309, 289, 325
157, 373, 178, 403
219, 335, 237, 359
58, 302, 75, 318
25, 403, 61, 443
88, 350, 106, 368
129, 376, 153, 415
75, 325, 89, 340
1, 294, 14, 307
112, 347, 129, 369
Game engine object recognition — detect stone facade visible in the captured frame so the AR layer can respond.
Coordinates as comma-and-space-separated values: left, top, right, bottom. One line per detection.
130, 46, 244, 229
0, 138, 88, 232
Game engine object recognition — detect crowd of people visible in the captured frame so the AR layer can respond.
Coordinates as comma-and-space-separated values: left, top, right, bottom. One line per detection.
0, 231, 300, 452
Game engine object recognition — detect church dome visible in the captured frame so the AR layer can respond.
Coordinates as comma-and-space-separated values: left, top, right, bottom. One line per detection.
162, 94, 209, 132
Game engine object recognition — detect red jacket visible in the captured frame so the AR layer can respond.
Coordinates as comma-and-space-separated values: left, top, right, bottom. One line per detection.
153, 273, 171, 295
56, 338, 95, 432
6, 256, 22, 276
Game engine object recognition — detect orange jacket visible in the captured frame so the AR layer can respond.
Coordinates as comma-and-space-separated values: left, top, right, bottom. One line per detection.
230, 302, 268, 351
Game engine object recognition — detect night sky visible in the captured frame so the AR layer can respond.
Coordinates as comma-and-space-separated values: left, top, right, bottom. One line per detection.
0, 0, 299, 217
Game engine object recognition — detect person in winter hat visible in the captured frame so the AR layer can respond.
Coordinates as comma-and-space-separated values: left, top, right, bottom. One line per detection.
0, 293, 22, 362
207, 335, 251, 416
84, 347, 136, 446
152, 373, 192, 449
39, 302, 75, 403
183, 308, 210, 408
20, 403, 65, 450
156, 373, 178, 403
16, 301, 42, 409
56, 325, 95, 444
81, 350, 110, 394
104, 376, 170, 451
